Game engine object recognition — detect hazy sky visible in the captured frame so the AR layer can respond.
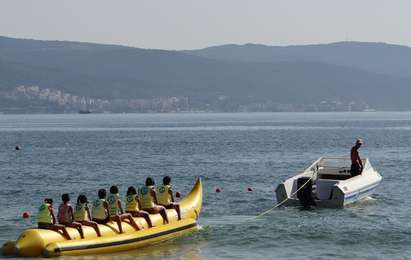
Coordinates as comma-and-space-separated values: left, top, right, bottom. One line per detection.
1, 0, 410, 50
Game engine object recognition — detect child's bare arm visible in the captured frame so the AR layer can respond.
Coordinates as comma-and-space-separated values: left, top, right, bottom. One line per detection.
151, 189, 159, 204
136, 196, 142, 210
169, 189, 175, 202
70, 206, 75, 220
50, 207, 56, 224
104, 201, 109, 216
86, 205, 92, 220
118, 200, 124, 214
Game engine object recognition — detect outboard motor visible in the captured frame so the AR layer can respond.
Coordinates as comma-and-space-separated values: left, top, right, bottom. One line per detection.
297, 177, 316, 208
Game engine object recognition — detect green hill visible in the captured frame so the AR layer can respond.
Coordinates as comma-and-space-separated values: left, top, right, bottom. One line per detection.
1, 36, 411, 112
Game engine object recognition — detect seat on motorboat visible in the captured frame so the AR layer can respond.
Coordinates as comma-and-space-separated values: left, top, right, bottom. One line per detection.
317, 166, 351, 180
314, 166, 351, 200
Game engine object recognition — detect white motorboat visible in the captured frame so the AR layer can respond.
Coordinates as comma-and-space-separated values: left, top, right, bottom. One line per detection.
275, 157, 382, 208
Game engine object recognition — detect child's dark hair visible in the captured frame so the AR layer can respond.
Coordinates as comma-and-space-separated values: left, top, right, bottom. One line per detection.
98, 189, 106, 199
110, 185, 119, 194
62, 193, 70, 203
45, 198, 53, 204
127, 186, 137, 196
77, 194, 88, 204
145, 177, 155, 186
163, 176, 171, 185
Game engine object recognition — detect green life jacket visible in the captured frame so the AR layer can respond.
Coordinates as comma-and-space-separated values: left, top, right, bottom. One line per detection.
92, 199, 107, 220
74, 203, 88, 221
107, 193, 120, 216
125, 194, 139, 212
157, 184, 172, 205
139, 186, 155, 209
37, 203, 52, 224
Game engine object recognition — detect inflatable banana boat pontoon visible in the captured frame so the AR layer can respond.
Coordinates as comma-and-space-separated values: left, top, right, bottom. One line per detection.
2, 178, 202, 257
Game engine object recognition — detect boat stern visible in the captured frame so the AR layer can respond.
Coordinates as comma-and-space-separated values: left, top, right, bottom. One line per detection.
275, 183, 287, 202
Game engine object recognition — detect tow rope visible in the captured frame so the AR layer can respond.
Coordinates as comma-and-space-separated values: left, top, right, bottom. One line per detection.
253, 172, 315, 219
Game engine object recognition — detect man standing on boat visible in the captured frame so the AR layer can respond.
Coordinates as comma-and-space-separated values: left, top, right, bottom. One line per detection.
350, 139, 364, 177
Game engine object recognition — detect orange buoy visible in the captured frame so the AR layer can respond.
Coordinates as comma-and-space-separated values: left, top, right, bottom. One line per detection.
22, 212, 30, 219
175, 191, 181, 198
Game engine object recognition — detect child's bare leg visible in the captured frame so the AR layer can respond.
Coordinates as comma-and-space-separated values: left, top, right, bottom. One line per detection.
139, 211, 153, 227
174, 204, 182, 220
121, 214, 140, 230
165, 203, 182, 220
82, 221, 101, 237
51, 225, 71, 240
127, 214, 140, 230
67, 222, 84, 238
112, 216, 123, 233
158, 206, 169, 224
75, 223, 84, 238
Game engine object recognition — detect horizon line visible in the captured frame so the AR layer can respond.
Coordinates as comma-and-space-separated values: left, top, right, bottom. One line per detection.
1, 34, 411, 51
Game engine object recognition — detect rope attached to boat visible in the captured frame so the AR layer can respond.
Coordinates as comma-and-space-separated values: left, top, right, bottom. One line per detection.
253, 172, 315, 219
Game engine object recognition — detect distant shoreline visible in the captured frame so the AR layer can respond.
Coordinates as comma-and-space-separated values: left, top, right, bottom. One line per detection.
5, 110, 411, 116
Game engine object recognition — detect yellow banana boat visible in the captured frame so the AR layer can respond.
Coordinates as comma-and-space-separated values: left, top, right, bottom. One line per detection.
2, 178, 202, 257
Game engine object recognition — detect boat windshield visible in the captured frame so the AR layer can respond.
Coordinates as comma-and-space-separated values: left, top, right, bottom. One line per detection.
318, 157, 367, 168
319, 157, 351, 168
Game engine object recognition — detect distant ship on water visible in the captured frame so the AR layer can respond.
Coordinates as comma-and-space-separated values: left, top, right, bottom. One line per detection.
78, 110, 92, 114
79, 98, 92, 114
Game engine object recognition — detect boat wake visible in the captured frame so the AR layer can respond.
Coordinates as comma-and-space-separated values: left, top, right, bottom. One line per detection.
202, 215, 254, 226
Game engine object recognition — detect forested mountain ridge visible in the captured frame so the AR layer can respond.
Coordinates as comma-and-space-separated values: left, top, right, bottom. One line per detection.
1, 36, 411, 113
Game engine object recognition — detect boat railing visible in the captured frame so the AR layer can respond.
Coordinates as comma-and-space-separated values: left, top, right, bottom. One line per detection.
304, 157, 370, 180
317, 157, 368, 168
305, 157, 323, 173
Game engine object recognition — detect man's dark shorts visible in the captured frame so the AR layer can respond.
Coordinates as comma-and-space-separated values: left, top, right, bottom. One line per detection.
350, 163, 362, 177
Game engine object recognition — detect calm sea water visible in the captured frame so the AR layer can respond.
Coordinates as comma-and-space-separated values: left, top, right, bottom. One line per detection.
1, 112, 411, 259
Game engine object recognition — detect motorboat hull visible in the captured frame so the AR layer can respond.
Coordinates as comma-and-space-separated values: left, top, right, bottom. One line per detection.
275, 157, 382, 208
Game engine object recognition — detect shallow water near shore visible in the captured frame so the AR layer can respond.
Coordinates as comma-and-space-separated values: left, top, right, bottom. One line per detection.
1, 112, 411, 259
